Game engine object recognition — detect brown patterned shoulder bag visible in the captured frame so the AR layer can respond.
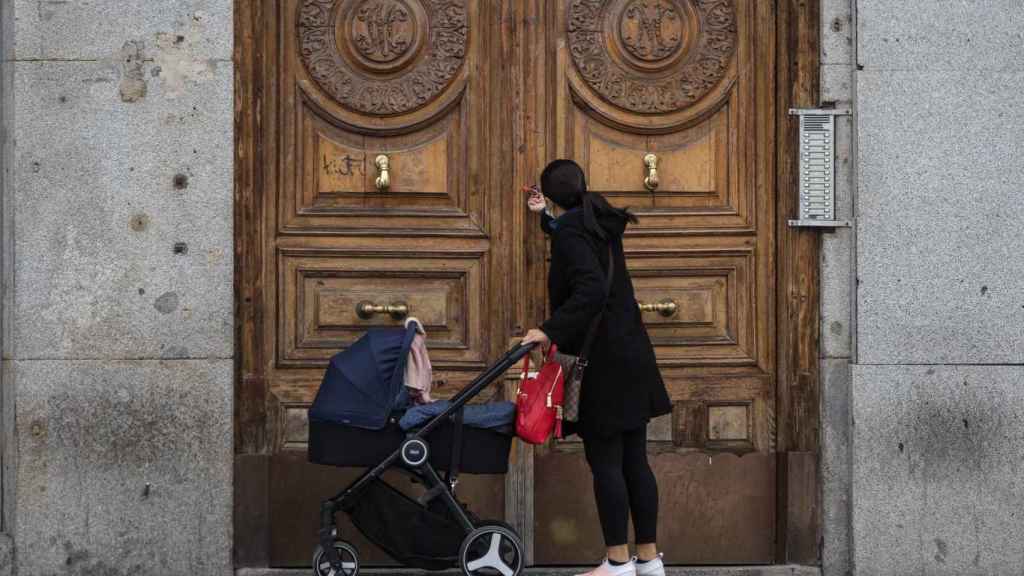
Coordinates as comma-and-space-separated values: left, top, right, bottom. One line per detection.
553, 244, 615, 423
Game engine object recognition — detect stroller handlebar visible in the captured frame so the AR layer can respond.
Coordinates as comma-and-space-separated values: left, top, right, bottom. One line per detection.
507, 341, 538, 362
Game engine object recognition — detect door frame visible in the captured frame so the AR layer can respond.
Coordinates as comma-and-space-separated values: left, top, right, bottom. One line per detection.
233, 0, 822, 567
771, 0, 823, 564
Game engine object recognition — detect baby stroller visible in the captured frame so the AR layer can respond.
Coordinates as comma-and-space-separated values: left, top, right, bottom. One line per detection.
307, 322, 534, 576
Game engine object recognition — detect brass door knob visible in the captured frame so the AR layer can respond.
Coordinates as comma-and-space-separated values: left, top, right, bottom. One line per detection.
638, 298, 677, 317
375, 154, 390, 191
356, 300, 408, 320
643, 153, 659, 191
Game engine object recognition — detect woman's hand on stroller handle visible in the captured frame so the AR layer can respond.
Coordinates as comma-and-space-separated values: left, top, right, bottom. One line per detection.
521, 328, 550, 348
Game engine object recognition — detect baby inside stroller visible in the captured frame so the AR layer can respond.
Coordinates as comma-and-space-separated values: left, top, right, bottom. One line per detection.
307, 321, 534, 576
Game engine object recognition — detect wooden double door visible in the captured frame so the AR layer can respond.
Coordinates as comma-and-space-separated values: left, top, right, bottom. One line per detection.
237, 0, 820, 567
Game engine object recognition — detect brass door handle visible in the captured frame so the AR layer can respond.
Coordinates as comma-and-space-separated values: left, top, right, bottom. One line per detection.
643, 153, 659, 191
375, 154, 390, 191
356, 300, 408, 320
638, 298, 677, 317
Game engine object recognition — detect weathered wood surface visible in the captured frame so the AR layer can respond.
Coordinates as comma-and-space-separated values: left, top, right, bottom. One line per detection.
235, 0, 821, 566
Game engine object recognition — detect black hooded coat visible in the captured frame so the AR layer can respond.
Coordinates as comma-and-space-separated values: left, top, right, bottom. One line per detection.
540, 209, 672, 439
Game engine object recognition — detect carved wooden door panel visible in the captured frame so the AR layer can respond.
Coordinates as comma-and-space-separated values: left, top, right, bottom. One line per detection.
532, 0, 778, 564
251, 0, 514, 565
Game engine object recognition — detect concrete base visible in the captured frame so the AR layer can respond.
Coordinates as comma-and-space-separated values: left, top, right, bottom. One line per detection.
239, 567, 821, 576
0, 533, 11, 576
12, 359, 233, 576
852, 364, 1024, 575
819, 359, 851, 576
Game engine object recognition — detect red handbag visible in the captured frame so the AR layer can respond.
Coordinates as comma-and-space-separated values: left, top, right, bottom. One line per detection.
515, 345, 565, 444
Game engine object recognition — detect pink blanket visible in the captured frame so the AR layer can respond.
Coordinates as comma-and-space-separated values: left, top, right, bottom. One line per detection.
403, 318, 434, 404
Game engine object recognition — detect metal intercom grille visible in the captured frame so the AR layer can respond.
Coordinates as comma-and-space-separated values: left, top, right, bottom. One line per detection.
789, 108, 849, 228
799, 113, 834, 221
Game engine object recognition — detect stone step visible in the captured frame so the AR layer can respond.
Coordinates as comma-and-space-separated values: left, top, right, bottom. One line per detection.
238, 566, 820, 576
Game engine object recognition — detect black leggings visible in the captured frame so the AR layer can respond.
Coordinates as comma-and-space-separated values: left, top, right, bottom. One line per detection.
582, 425, 659, 546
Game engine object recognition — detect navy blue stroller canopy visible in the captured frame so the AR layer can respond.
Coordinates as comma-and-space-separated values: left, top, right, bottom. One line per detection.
309, 325, 417, 430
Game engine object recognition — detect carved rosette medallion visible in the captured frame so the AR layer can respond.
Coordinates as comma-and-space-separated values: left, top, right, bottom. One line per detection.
299, 0, 468, 116
619, 0, 684, 64
569, 0, 736, 114
351, 0, 419, 67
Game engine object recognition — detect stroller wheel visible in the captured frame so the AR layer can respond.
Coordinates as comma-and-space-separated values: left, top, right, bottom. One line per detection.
459, 523, 524, 576
312, 540, 359, 576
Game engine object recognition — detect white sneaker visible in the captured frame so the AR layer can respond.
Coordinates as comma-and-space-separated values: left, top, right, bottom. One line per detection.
633, 553, 664, 576
574, 558, 636, 576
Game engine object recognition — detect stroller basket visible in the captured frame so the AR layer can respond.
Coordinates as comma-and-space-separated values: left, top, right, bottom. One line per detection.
347, 478, 464, 570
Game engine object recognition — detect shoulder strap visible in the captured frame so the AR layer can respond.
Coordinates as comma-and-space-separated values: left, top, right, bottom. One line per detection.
578, 243, 615, 360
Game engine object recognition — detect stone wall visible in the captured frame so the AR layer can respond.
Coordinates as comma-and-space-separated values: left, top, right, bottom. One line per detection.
817, 1, 855, 575
1, 0, 14, 571
851, 1, 1024, 574
3, 2, 234, 575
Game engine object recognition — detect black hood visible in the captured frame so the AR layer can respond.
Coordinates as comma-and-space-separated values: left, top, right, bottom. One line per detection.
558, 208, 628, 239
596, 210, 628, 238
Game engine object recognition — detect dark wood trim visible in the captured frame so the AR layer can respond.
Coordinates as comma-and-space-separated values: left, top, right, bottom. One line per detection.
775, 0, 823, 564
781, 451, 821, 564
234, 0, 268, 456
233, 2, 272, 566
233, 454, 271, 567
505, 0, 551, 563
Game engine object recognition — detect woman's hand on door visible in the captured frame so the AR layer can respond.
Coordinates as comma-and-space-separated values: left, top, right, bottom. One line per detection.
524, 185, 547, 213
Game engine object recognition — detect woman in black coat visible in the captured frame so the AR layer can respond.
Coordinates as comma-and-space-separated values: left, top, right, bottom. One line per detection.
522, 160, 672, 576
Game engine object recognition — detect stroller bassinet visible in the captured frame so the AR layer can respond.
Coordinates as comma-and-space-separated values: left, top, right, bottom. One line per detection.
307, 324, 533, 576
309, 418, 512, 474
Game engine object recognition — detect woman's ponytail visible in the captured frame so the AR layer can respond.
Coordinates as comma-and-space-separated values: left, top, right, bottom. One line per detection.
581, 191, 637, 240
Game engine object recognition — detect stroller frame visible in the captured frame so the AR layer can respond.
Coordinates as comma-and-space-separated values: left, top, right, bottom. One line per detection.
316, 342, 535, 574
